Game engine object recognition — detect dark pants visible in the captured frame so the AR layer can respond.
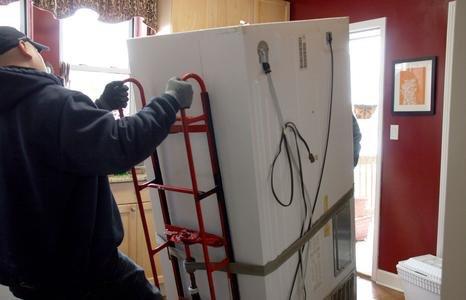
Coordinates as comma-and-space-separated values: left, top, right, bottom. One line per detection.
10, 251, 162, 300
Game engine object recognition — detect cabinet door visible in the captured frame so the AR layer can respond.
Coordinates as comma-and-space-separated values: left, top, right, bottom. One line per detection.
136, 201, 164, 284
228, 0, 255, 26
111, 182, 137, 205
117, 204, 137, 257
172, 0, 208, 32
206, 0, 255, 27
111, 182, 151, 206
170, 0, 255, 31
255, 0, 290, 23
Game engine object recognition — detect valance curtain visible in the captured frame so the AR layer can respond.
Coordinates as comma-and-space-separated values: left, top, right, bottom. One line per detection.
0, 0, 157, 29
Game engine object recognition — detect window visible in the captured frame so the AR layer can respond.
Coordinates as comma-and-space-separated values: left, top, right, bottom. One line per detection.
60, 9, 133, 113
0, 0, 25, 32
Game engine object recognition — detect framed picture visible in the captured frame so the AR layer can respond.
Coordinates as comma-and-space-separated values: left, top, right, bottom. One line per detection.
392, 56, 436, 115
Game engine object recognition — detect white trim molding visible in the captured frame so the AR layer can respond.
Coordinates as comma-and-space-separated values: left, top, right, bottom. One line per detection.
69, 64, 130, 75
349, 17, 386, 281
437, 0, 456, 258
441, 0, 466, 297
376, 269, 403, 292
20, 0, 27, 34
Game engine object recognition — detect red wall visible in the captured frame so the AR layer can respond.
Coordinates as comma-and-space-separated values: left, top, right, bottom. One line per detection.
291, 0, 449, 273
31, 6, 60, 74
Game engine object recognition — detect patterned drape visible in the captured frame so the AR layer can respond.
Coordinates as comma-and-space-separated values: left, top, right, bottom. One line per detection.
34, 0, 157, 29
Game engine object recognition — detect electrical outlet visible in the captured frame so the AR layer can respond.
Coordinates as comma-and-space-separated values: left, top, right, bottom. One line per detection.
390, 124, 399, 140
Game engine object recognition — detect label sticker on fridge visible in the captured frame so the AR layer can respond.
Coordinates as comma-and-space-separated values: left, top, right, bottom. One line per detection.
310, 233, 323, 292
323, 195, 332, 237
298, 35, 308, 69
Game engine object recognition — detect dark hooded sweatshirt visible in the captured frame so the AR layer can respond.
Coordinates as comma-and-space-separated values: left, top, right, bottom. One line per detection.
0, 67, 179, 293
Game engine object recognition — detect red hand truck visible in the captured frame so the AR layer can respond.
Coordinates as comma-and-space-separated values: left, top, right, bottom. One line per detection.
119, 74, 240, 300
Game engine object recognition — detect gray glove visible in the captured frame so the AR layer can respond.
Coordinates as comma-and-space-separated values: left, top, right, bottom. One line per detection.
164, 77, 193, 109
96, 81, 129, 111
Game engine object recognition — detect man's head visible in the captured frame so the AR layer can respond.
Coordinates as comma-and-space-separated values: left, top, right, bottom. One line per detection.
0, 26, 49, 72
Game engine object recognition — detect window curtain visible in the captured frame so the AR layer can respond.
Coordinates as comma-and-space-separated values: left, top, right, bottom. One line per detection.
33, 0, 157, 29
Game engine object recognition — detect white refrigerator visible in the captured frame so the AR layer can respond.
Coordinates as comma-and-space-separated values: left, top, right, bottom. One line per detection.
127, 17, 355, 300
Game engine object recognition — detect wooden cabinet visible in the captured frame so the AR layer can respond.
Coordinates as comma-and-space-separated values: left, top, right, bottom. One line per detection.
255, 0, 290, 24
136, 202, 163, 285
159, 0, 290, 33
118, 203, 137, 256
170, 0, 208, 32
111, 182, 164, 285
224, 0, 256, 26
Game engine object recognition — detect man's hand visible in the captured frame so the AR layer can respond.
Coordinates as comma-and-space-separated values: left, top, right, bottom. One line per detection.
96, 81, 129, 111
164, 77, 193, 109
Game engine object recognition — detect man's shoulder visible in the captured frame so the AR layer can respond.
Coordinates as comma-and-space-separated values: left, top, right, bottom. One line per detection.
24, 84, 97, 123
37, 84, 94, 107
40, 83, 86, 98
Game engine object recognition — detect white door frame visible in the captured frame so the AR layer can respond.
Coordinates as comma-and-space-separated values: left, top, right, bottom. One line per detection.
349, 17, 386, 281
437, 0, 456, 257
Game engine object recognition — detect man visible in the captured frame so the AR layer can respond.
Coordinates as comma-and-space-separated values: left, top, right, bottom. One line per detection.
353, 114, 362, 167
0, 26, 193, 299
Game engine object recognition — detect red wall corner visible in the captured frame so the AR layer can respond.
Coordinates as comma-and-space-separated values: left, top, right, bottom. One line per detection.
290, 0, 449, 273
31, 6, 60, 74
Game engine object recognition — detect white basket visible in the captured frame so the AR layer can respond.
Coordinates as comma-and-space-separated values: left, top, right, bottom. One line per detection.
397, 254, 442, 299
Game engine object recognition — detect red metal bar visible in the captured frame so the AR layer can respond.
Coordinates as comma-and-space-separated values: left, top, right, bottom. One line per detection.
209, 258, 230, 272
198, 187, 218, 200
123, 78, 147, 106
132, 166, 161, 287
120, 79, 185, 298
175, 114, 207, 124
152, 241, 170, 255
179, 107, 217, 299
144, 182, 195, 195
150, 150, 186, 298
118, 108, 160, 289
122, 75, 240, 300
169, 124, 208, 134
182, 74, 240, 299
179, 111, 201, 198
200, 91, 240, 298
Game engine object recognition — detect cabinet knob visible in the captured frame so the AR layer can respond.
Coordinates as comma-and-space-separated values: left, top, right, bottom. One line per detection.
131, 207, 136, 212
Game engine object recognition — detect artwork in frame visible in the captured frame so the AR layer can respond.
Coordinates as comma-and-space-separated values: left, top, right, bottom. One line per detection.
393, 56, 436, 115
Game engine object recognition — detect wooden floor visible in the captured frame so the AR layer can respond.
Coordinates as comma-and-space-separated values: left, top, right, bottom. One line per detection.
162, 275, 405, 299
357, 275, 405, 300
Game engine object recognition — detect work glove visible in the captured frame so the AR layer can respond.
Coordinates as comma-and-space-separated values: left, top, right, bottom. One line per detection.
164, 77, 193, 109
96, 81, 129, 111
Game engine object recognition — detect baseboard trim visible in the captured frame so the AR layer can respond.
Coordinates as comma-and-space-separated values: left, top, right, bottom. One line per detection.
375, 269, 403, 292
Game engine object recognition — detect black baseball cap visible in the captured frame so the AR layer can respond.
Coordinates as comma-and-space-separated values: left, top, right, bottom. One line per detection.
0, 26, 49, 55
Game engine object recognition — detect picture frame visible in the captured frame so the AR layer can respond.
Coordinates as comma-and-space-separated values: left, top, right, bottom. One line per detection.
392, 56, 436, 115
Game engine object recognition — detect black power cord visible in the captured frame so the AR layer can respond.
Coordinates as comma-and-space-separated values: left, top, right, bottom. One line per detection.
264, 57, 315, 298
287, 31, 335, 300
271, 123, 314, 300
261, 32, 334, 299
271, 122, 315, 207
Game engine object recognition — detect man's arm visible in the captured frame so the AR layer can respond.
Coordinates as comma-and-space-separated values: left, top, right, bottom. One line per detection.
57, 92, 181, 175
